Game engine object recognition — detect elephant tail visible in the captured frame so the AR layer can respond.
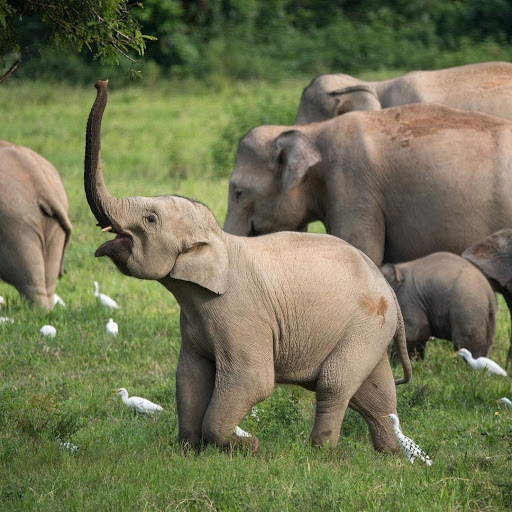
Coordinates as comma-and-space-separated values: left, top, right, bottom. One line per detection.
39, 197, 72, 277
391, 291, 412, 386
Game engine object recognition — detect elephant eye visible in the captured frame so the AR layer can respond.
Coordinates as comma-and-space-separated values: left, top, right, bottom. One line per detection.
235, 190, 243, 201
146, 214, 157, 224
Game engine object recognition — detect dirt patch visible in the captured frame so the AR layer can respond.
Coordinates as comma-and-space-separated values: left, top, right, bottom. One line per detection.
368, 104, 508, 140
358, 294, 388, 326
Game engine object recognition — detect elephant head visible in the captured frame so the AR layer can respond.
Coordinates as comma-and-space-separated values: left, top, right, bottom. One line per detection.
462, 229, 512, 294
380, 264, 404, 292
295, 74, 381, 125
223, 127, 321, 237
84, 81, 228, 295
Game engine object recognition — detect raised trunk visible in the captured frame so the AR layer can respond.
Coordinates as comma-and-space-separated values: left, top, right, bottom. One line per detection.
84, 80, 119, 228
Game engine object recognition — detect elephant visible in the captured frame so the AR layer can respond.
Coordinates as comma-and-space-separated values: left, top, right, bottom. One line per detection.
295, 61, 512, 124
84, 81, 412, 455
223, 103, 512, 267
0, 140, 72, 308
462, 229, 512, 364
380, 253, 497, 360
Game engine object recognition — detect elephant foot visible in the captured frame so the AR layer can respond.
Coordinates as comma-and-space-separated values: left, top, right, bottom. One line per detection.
227, 435, 259, 456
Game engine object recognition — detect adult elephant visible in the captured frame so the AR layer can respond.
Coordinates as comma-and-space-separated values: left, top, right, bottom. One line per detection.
223, 103, 512, 267
0, 140, 72, 308
462, 229, 512, 365
295, 61, 512, 124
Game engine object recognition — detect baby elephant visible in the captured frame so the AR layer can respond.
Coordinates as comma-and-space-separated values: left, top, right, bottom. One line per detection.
84, 80, 412, 455
381, 253, 497, 359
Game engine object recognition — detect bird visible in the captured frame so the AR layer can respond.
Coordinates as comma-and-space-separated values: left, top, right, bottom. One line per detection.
55, 436, 79, 453
497, 397, 512, 407
106, 318, 118, 336
94, 281, 119, 309
40, 325, 56, 338
53, 294, 66, 308
455, 348, 507, 376
384, 413, 432, 466
234, 426, 252, 437
0, 316, 14, 324
113, 388, 163, 414
0, 296, 6, 307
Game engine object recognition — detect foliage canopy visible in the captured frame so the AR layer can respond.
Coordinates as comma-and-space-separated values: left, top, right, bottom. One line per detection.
0, 0, 152, 77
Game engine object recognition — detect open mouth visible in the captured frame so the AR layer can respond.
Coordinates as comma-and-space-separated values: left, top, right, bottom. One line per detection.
95, 227, 133, 259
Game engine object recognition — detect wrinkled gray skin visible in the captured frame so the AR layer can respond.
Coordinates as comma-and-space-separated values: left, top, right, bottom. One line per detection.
295, 61, 512, 124
462, 229, 512, 365
0, 140, 72, 308
381, 253, 497, 360
223, 104, 512, 267
85, 81, 412, 455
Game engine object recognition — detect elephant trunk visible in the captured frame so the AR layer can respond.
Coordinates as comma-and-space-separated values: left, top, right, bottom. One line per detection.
84, 80, 120, 228
223, 203, 249, 236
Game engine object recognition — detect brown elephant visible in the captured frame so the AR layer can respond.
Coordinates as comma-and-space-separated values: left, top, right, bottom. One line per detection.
223, 104, 512, 267
84, 81, 412, 454
381, 253, 497, 360
462, 229, 512, 364
295, 61, 512, 124
0, 140, 72, 308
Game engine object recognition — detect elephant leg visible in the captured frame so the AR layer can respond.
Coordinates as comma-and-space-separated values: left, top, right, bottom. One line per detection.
503, 291, 512, 367
349, 351, 399, 453
176, 346, 216, 450
201, 367, 274, 455
43, 219, 66, 306
310, 341, 381, 447
451, 313, 492, 358
8, 238, 51, 309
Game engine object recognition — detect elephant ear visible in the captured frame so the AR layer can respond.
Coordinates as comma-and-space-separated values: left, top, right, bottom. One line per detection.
380, 263, 404, 291
273, 130, 321, 194
170, 231, 229, 295
328, 85, 381, 115
462, 229, 512, 293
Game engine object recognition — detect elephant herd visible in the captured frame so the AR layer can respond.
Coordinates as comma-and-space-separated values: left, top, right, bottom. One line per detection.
2, 61, 512, 454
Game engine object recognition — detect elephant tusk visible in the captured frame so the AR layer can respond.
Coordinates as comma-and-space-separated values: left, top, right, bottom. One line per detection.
102, 226, 113, 232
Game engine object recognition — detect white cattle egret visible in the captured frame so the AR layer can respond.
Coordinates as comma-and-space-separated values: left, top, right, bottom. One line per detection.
106, 318, 118, 336
114, 388, 163, 414
53, 294, 66, 308
455, 348, 507, 376
384, 414, 432, 466
497, 397, 512, 407
94, 281, 119, 309
234, 426, 252, 437
0, 296, 6, 306
40, 325, 56, 338
0, 316, 14, 324
55, 436, 79, 453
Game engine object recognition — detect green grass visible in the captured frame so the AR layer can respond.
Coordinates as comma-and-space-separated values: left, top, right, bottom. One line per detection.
1, 78, 512, 511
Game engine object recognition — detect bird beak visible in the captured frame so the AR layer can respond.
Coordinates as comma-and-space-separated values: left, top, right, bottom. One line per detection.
112, 388, 120, 395
102, 225, 113, 232
452, 351, 459, 356
381, 415, 389, 418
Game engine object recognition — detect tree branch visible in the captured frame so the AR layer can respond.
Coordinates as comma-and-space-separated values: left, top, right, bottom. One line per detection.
0, 59, 21, 84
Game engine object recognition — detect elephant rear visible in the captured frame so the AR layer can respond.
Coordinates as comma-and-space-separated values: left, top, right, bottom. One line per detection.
0, 141, 72, 308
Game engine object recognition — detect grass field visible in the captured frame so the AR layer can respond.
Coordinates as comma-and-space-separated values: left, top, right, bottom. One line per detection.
1, 77, 512, 511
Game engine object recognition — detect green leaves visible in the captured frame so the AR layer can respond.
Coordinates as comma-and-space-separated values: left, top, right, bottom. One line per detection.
0, 1, 151, 69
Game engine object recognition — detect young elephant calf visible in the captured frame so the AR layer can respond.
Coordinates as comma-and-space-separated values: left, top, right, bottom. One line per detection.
84, 81, 412, 455
381, 252, 497, 359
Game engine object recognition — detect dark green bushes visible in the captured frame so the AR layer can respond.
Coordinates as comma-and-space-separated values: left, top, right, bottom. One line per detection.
9, 0, 512, 84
